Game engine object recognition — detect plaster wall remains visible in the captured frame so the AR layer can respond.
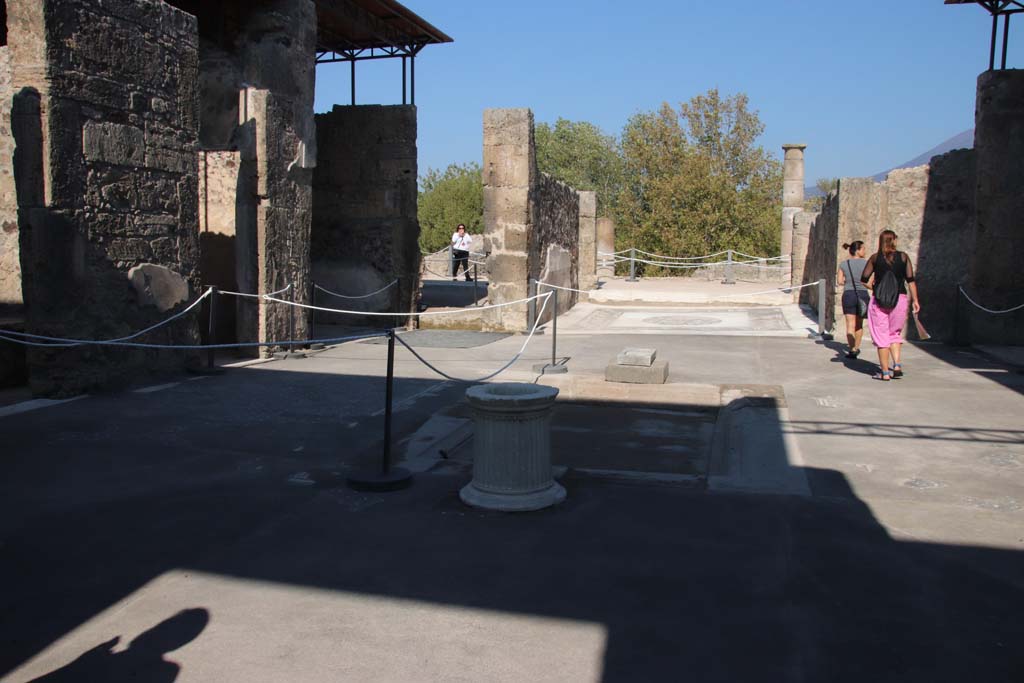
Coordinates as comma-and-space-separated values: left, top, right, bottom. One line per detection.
532, 173, 579, 322
198, 150, 243, 343
0, 44, 19, 308
311, 104, 419, 326
11, 0, 202, 396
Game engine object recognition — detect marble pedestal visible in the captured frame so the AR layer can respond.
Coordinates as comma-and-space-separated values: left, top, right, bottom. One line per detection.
460, 383, 566, 511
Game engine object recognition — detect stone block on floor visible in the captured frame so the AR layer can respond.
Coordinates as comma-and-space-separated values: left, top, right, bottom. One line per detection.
616, 347, 656, 366
605, 360, 669, 384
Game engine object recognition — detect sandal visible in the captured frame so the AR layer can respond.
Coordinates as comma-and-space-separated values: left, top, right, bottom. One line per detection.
892, 363, 903, 378
845, 348, 861, 359
872, 370, 893, 381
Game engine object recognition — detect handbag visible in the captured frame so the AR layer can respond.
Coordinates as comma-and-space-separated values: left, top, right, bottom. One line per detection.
848, 261, 868, 317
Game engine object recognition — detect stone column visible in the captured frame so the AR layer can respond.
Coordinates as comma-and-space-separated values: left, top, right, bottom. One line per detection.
460, 383, 565, 511
596, 217, 615, 278
483, 109, 534, 331
781, 144, 807, 279
577, 191, 597, 291
970, 70, 1024, 345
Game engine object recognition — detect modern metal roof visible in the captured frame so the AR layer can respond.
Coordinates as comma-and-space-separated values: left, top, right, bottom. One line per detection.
316, 0, 453, 60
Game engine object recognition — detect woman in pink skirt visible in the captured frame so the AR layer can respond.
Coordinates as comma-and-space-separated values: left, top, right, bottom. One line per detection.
860, 230, 921, 381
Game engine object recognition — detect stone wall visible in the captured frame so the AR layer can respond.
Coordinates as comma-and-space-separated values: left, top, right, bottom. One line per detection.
577, 191, 596, 291
482, 108, 582, 332
532, 173, 579, 323
969, 70, 1024, 344
311, 104, 419, 326
11, 0, 202, 396
596, 217, 615, 278
795, 153, 975, 342
0, 45, 19, 309
198, 150, 242, 342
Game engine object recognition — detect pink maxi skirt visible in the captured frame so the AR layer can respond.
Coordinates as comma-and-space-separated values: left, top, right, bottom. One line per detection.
868, 294, 909, 348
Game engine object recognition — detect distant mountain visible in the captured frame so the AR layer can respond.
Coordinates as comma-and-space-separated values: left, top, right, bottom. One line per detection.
805, 129, 974, 197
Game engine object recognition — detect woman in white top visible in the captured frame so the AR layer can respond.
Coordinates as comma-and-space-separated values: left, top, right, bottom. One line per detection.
451, 223, 473, 281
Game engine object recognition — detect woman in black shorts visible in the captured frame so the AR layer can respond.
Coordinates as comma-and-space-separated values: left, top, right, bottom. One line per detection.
836, 240, 870, 358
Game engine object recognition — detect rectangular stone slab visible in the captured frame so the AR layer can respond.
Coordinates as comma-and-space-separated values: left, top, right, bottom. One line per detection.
605, 360, 669, 384
616, 347, 657, 366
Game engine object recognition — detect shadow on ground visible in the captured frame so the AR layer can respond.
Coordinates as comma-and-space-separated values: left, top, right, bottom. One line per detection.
1, 361, 1022, 681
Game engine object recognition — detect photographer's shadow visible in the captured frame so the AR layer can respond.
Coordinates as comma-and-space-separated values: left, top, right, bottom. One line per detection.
29, 608, 209, 683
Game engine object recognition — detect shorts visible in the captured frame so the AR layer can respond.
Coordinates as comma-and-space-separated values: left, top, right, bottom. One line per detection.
841, 289, 869, 316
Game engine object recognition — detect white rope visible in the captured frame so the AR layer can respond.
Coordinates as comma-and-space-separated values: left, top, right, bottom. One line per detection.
732, 250, 786, 261
315, 279, 398, 300
725, 279, 822, 297
394, 292, 553, 383
219, 283, 293, 299
263, 291, 548, 317
537, 281, 591, 294
959, 285, 1024, 314
634, 248, 731, 261
0, 288, 212, 346
0, 330, 386, 350
598, 249, 632, 257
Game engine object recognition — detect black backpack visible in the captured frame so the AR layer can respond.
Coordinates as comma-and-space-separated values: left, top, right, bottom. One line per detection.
874, 256, 900, 310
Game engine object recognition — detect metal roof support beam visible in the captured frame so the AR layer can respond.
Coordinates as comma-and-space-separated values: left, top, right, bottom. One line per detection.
317, 0, 408, 51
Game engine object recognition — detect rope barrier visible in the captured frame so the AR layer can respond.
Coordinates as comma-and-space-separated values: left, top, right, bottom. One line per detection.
537, 281, 591, 294
262, 290, 550, 318
219, 283, 292, 299
0, 288, 213, 346
0, 329, 386, 350
394, 292, 553, 383
959, 285, 1024, 314
315, 279, 398, 300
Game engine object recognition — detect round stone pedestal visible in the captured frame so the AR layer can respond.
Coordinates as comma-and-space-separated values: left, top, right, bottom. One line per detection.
460, 383, 565, 511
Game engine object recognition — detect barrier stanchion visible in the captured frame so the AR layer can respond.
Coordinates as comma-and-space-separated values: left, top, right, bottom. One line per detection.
207, 286, 218, 369
816, 279, 833, 340
473, 263, 479, 306
534, 288, 568, 375
954, 282, 969, 346
448, 244, 454, 279
348, 328, 412, 492
627, 248, 637, 282
722, 249, 736, 285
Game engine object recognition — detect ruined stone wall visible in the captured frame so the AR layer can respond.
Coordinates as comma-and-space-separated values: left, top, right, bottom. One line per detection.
0, 45, 19, 308
198, 150, 242, 342
11, 0, 202, 396
311, 104, 419, 326
577, 191, 596, 291
596, 217, 615, 277
482, 108, 583, 331
790, 209, 817, 304
969, 70, 1024, 344
798, 194, 838, 329
531, 173, 579, 322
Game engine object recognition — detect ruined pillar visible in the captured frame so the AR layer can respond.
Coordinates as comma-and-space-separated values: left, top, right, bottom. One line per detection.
577, 191, 597, 291
239, 0, 317, 353
0, 45, 21, 311
483, 109, 534, 331
596, 217, 615, 278
781, 144, 806, 277
969, 70, 1024, 345
10, 0, 202, 396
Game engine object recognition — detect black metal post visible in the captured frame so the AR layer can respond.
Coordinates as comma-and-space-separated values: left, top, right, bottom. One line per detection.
288, 285, 295, 347
207, 286, 217, 369
350, 59, 356, 105
1002, 13, 1011, 70
991, 12, 999, 70
410, 55, 416, 105
382, 329, 395, 474
402, 56, 407, 104
473, 263, 478, 306
347, 328, 412, 491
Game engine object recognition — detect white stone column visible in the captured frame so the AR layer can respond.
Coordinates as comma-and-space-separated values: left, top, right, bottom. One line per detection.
460, 383, 565, 511
781, 144, 807, 282
577, 191, 597, 290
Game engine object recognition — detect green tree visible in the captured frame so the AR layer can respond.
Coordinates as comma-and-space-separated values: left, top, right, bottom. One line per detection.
417, 163, 483, 252
535, 118, 624, 215
615, 90, 783, 274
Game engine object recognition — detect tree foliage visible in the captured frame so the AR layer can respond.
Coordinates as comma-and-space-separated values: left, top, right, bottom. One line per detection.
417, 163, 483, 252
615, 89, 783, 274
535, 118, 624, 214
805, 177, 838, 212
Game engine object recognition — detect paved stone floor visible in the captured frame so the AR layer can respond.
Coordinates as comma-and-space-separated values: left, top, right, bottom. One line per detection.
2, 302, 1022, 682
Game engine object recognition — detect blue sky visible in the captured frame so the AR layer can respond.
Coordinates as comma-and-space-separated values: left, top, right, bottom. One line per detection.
313, 0, 1021, 184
